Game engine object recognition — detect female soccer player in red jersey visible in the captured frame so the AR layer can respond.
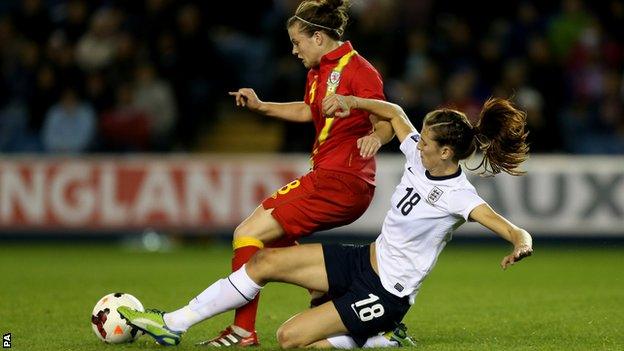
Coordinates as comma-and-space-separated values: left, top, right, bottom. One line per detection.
199, 0, 394, 346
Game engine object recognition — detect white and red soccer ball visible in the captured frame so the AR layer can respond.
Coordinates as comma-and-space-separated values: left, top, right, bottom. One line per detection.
91, 293, 144, 343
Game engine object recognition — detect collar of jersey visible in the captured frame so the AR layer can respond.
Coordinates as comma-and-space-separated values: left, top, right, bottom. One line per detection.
320, 41, 354, 63
425, 166, 462, 181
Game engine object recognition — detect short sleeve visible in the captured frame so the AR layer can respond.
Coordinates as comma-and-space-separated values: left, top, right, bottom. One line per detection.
399, 131, 421, 165
303, 70, 315, 105
447, 188, 486, 221
351, 65, 385, 100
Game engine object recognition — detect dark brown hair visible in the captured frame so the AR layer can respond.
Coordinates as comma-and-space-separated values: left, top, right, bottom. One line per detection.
424, 98, 529, 176
286, 0, 350, 40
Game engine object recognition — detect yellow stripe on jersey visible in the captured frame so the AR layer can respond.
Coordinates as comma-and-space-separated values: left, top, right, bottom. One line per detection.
308, 79, 318, 104
317, 118, 334, 147
316, 50, 358, 147
232, 236, 265, 250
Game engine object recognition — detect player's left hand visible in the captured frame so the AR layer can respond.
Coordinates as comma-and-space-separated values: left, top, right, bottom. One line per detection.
500, 244, 533, 270
357, 134, 382, 158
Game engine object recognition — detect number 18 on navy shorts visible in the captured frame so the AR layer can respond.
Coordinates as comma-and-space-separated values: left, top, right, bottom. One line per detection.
323, 244, 410, 347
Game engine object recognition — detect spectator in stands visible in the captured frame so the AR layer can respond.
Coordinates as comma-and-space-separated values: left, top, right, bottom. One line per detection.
75, 8, 119, 72
56, 0, 89, 45
133, 62, 177, 150
84, 70, 114, 113
0, 100, 40, 152
41, 87, 95, 153
46, 31, 84, 92
443, 68, 481, 124
107, 31, 139, 86
99, 83, 151, 152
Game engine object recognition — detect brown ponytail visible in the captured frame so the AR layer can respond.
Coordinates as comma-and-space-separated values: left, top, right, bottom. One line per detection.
471, 98, 529, 176
423, 98, 529, 176
286, 0, 350, 40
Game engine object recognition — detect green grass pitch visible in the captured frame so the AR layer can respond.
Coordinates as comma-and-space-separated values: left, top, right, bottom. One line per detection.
1, 240, 622, 350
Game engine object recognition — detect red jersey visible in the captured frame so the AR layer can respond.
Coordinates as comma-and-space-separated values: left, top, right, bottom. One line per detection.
304, 41, 385, 185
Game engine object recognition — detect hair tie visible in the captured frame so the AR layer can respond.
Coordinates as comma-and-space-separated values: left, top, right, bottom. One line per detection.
294, 15, 341, 35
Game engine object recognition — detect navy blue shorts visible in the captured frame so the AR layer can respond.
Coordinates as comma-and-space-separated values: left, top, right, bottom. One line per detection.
323, 244, 410, 347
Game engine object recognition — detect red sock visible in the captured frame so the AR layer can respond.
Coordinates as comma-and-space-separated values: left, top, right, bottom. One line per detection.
232, 245, 261, 332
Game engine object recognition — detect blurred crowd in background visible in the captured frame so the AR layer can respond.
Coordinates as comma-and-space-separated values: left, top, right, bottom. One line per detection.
0, 0, 623, 155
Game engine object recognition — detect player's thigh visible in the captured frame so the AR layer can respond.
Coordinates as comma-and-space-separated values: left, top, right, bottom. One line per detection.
233, 205, 284, 243
246, 244, 329, 292
276, 301, 348, 349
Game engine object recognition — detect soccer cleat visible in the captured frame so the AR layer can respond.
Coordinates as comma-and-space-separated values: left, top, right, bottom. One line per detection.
196, 325, 259, 347
384, 323, 416, 347
117, 306, 182, 346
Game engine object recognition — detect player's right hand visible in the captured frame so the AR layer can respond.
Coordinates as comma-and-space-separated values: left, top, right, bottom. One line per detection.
322, 94, 354, 118
229, 88, 262, 111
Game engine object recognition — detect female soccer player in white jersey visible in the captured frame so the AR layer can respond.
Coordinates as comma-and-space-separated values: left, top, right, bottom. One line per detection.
118, 95, 533, 348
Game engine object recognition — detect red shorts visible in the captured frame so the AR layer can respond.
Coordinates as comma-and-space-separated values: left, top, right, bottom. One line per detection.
262, 168, 374, 241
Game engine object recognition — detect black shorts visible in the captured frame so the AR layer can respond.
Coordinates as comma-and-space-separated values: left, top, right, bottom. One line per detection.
323, 244, 410, 347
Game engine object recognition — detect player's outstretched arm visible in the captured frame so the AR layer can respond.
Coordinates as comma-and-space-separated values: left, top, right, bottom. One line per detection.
229, 88, 312, 122
322, 94, 416, 142
355, 116, 395, 158
469, 203, 533, 269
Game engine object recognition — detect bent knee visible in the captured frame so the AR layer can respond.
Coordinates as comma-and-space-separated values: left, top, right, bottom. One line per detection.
233, 221, 255, 239
248, 248, 279, 269
232, 207, 283, 242
232, 222, 267, 249
276, 324, 307, 349
246, 249, 280, 282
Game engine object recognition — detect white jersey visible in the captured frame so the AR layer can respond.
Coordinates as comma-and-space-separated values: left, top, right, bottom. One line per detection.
375, 131, 485, 303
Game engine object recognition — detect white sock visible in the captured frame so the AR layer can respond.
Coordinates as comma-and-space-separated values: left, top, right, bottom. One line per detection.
163, 265, 262, 332
363, 335, 398, 348
327, 334, 398, 349
163, 306, 200, 332
327, 334, 358, 349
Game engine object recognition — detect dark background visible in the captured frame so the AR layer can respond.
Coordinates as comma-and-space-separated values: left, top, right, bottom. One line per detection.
0, 0, 622, 156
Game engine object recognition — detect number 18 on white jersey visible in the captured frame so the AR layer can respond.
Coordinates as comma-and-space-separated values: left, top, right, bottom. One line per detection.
375, 131, 486, 303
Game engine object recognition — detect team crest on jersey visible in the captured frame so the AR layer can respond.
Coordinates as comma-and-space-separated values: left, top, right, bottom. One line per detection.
328, 71, 341, 85
427, 186, 443, 204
